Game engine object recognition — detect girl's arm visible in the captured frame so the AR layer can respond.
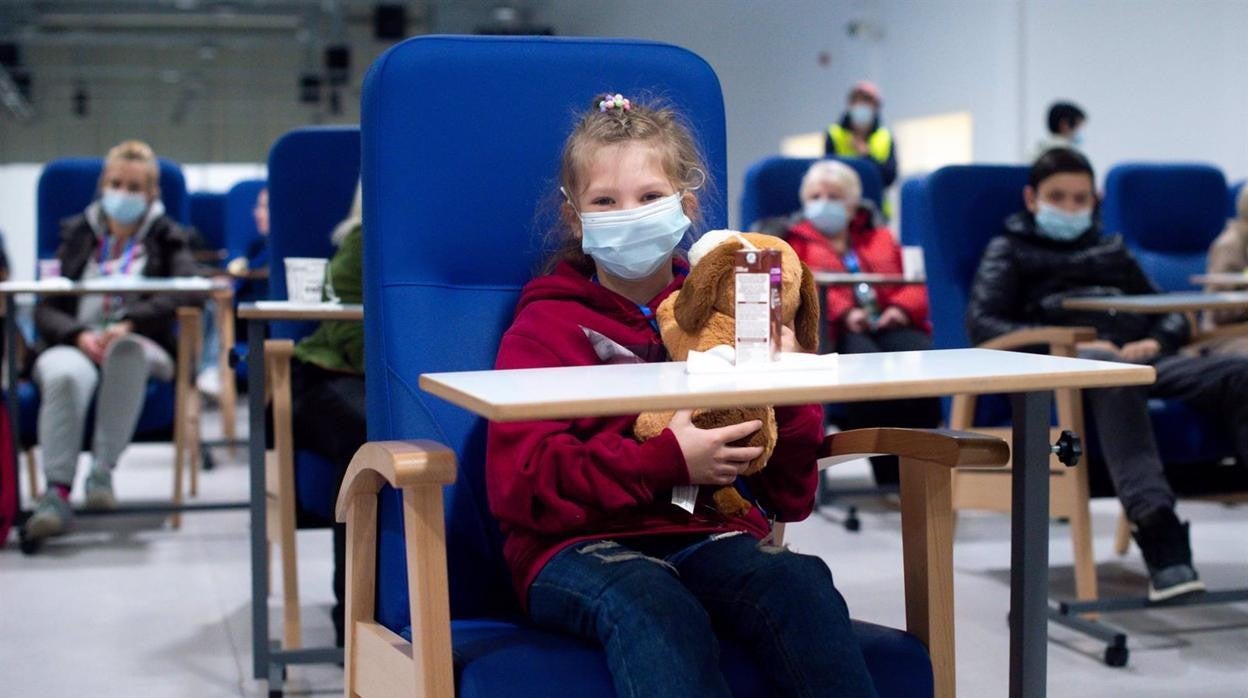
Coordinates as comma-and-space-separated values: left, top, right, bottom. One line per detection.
744, 402, 824, 521
486, 332, 690, 536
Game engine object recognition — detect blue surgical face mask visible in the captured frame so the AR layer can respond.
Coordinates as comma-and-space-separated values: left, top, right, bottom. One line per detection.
1070, 131, 1084, 146
804, 199, 849, 236
1034, 202, 1093, 241
849, 103, 875, 129
101, 188, 149, 225
577, 192, 691, 280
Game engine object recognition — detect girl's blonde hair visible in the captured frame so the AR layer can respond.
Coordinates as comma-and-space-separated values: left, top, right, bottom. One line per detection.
103, 139, 160, 190
548, 95, 711, 271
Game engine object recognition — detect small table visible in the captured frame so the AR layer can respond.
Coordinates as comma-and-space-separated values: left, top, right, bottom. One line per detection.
236, 301, 364, 683
813, 271, 926, 286
0, 277, 241, 519
420, 348, 1154, 698
1190, 272, 1248, 289
1062, 291, 1248, 314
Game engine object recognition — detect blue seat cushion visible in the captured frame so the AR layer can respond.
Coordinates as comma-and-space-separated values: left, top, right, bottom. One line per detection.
404, 617, 932, 698
17, 378, 175, 448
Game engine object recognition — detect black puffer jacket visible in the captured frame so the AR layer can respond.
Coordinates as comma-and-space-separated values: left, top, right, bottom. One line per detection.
34, 201, 198, 361
966, 211, 1190, 355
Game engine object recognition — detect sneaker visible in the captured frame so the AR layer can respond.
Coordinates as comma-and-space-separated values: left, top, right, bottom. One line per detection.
25, 491, 72, 540
84, 468, 116, 511
196, 366, 221, 401
1131, 507, 1206, 602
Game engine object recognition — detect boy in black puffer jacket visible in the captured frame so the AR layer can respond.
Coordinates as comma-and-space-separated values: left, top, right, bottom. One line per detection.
968, 148, 1248, 601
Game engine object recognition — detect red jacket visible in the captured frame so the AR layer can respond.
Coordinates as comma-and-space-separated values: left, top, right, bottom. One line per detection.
787, 209, 932, 343
486, 260, 825, 603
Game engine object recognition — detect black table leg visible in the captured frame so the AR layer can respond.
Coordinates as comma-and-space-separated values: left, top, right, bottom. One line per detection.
248, 320, 269, 680
1010, 391, 1052, 698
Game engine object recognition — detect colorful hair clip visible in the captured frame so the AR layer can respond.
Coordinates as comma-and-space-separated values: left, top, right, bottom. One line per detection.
598, 93, 631, 113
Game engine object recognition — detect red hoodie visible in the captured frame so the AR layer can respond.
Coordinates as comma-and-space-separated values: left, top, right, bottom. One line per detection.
787, 209, 932, 344
486, 260, 825, 604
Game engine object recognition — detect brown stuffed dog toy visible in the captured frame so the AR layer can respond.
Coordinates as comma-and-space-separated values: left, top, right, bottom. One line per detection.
634, 230, 821, 516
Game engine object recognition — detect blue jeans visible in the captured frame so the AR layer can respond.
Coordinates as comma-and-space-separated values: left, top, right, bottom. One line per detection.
528, 532, 878, 698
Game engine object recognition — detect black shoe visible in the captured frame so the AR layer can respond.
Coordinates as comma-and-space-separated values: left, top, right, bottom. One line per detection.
1131, 508, 1206, 602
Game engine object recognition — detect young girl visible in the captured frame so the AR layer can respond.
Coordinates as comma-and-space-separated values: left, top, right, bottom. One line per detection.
486, 95, 877, 697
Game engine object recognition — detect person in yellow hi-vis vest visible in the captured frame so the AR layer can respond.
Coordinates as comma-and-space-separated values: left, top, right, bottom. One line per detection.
825, 81, 897, 215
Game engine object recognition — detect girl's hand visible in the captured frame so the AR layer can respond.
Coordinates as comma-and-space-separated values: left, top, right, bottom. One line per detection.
1119, 338, 1160, 363
76, 331, 107, 364
668, 410, 764, 486
843, 308, 870, 334
876, 306, 910, 330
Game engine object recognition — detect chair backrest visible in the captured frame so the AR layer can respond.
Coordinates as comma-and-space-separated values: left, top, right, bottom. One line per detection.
898, 176, 931, 247
363, 35, 727, 627
1230, 179, 1245, 220
187, 191, 227, 251
36, 157, 188, 263
922, 165, 1030, 351
266, 127, 360, 340
224, 178, 267, 262
738, 155, 883, 231
1102, 163, 1228, 292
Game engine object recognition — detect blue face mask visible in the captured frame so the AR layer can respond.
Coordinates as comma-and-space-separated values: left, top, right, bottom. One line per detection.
101, 189, 149, 225
577, 192, 691, 280
804, 199, 849, 236
1034, 203, 1093, 241
849, 103, 875, 129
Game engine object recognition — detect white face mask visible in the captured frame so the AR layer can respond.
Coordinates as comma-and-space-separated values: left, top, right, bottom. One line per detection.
575, 192, 692, 280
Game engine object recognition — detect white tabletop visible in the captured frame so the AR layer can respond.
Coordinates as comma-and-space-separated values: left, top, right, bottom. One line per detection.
812, 272, 925, 286
237, 301, 364, 321
1062, 292, 1248, 313
419, 347, 1154, 422
0, 277, 225, 295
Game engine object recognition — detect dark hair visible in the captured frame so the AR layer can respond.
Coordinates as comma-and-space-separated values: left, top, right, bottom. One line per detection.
1029, 147, 1095, 189
1046, 101, 1086, 135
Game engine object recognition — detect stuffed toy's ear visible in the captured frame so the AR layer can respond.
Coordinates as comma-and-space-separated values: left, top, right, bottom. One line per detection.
674, 241, 740, 334
795, 260, 822, 351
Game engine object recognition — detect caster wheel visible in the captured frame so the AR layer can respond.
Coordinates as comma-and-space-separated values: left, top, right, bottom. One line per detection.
19, 530, 41, 555
201, 448, 217, 471
1103, 644, 1129, 667
844, 516, 861, 532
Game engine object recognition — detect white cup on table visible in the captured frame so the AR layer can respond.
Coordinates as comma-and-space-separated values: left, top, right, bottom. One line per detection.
284, 257, 328, 304
902, 246, 925, 281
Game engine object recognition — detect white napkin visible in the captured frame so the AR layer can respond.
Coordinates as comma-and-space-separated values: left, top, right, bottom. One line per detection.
684, 345, 839, 374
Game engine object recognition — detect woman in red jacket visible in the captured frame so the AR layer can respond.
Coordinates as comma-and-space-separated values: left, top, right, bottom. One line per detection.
788, 159, 941, 486
486, 95, 877, 697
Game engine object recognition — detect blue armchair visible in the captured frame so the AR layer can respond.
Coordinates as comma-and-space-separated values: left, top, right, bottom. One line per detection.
188, 191, 227, 259
262, 126, 361, 650
330, 35, 1012, 698
919, 165, 1104, 605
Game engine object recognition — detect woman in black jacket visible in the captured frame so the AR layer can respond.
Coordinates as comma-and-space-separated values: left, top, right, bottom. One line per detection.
25, 140, 198, 542
968, 148, 1248, 602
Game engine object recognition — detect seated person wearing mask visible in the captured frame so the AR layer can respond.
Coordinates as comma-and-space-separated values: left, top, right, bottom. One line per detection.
786, 159, 940, 486
968, 147, 1248, 600
24, 139, 197, 542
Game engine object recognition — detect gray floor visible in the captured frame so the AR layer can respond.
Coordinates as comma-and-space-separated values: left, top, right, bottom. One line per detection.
1, 404, 1245, 697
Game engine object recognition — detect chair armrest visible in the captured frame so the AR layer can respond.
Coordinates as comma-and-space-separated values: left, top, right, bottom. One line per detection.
822, 427, 1006, 698
335, 440, 458, 523
979, 326, 1096, 353
821, 427, 1010, 470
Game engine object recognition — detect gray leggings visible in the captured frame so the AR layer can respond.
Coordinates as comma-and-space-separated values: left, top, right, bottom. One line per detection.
32, 335, 175, 487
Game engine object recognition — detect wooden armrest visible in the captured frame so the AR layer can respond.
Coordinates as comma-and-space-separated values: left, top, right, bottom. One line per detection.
822, 428, 1009, 469
979, 326, 1096, 352
1193, 320, 1248, 341
334, 440, 458, 522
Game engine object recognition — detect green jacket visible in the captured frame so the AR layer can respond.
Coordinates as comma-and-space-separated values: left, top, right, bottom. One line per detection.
293, 225, 363, 373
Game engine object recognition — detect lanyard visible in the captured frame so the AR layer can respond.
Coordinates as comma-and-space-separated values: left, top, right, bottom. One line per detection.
99, 235, 139, 276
